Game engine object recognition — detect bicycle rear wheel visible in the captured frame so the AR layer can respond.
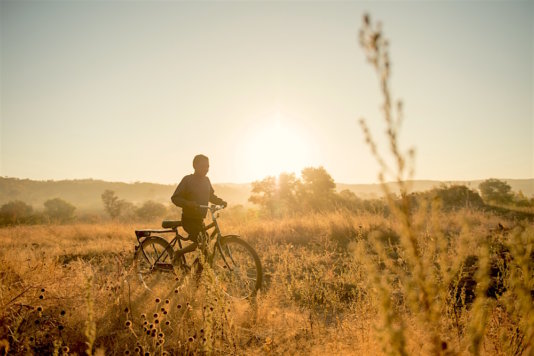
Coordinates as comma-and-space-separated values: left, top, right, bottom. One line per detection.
134, 236, 183, 291
211, 235, 262, 299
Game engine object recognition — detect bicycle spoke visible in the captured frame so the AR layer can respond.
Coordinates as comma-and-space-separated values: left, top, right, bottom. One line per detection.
134, 236, 183, 292
211, 236, 262, 299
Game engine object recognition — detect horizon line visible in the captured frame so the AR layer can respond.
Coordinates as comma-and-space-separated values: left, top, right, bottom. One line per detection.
2, 175, 533, 187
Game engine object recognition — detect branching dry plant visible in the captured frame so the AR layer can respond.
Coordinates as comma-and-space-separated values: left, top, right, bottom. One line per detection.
357, 13, 533, 356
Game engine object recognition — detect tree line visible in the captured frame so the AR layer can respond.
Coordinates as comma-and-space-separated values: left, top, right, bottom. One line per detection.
0, 190, 176, 226
0, 170, 531, 226
248, 167, 534, 217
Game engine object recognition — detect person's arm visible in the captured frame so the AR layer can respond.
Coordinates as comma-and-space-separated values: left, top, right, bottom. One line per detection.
171, 177, 198, 209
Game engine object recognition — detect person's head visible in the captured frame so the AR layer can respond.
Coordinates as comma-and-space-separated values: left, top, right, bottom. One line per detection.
193, 154, 209, 176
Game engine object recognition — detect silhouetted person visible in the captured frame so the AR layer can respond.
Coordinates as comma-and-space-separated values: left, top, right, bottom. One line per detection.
171, 154, 227, 260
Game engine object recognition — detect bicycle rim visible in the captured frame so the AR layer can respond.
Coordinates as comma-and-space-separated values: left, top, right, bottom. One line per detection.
134, 236, 184, 292
211, 236, 262, 299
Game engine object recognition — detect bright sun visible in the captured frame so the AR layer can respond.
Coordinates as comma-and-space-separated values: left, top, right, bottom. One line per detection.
241, 113, 312, 181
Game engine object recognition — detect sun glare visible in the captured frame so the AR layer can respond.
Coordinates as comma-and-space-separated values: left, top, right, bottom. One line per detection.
241, 113, 312, 181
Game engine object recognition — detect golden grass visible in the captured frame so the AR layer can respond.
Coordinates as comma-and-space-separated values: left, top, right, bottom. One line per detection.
0, 208, 531, 355
1, 13, 532, 355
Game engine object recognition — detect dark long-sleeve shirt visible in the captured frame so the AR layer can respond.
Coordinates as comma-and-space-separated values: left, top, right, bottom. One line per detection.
171, 174, 224, 219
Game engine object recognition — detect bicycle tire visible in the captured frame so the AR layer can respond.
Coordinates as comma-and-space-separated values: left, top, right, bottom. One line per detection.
211, 235, 262, 299
133, 236, 181, 291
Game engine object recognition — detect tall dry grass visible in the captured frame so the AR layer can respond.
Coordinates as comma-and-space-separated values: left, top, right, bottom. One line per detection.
1, 13, 532, 356
357, 13, 533, 356
0, 205, 530, 354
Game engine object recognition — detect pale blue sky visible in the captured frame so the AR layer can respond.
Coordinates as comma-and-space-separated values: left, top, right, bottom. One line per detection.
1, 0, 532, 184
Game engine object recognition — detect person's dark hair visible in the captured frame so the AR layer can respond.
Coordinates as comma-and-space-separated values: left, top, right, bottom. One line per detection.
193, 154, 209, 169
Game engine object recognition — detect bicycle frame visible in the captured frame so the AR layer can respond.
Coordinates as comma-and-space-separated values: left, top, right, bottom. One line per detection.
134, 205, 234, 271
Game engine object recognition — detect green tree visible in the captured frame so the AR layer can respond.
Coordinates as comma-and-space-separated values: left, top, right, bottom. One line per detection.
0, 200, 34, 225
431, 185, 485, 210
249, 173, 300, 217
44, 198, 76, 223
478, 179, 513, 205
249, 176, 277, 216
249, 167, 339, 215
335, 189, 363, 211
277, 173, 299, 214
297, 167, 336, 210
136, 200, 167, 221
101, 190, 125, 219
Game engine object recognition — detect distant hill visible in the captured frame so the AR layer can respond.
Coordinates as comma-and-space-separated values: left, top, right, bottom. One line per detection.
0, 177, 251, 212
0, 177, 532, 212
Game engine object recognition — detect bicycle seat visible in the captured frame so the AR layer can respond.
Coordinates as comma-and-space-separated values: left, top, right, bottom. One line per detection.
161, 220, 182, 229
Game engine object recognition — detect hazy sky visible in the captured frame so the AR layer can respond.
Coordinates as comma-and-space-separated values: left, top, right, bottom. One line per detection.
1, 0, 532, 184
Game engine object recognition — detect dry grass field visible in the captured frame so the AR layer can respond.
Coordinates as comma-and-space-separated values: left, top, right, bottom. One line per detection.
0, 206, 532, 355
1, 13, 532, 356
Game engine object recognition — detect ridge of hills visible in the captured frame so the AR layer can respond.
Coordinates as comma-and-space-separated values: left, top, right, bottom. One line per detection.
1, 177, 532, 212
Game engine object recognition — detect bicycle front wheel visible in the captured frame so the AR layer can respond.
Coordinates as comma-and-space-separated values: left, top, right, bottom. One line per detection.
211, 235, 262, 299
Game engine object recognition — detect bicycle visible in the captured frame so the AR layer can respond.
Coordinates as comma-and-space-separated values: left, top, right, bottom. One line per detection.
133, 204, 262, 299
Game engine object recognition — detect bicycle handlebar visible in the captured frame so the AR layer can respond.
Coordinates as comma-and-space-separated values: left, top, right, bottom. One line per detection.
199, 204, 225, 212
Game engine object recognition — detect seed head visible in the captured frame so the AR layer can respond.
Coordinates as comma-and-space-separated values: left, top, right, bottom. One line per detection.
41, 288, 45, 293
36, 306, 43, 312
62, 346, 69, 353
58, 325, 64, 331
153, 313, 159, 318
125, 320, 132, 327
60, 310, 66, 316
39, 295, 44, 300
155, 298, 161, 304
188, 337, 194, 342
124, 307, 130, 314
363, 13, 370, 26
165, 299, 170, 304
